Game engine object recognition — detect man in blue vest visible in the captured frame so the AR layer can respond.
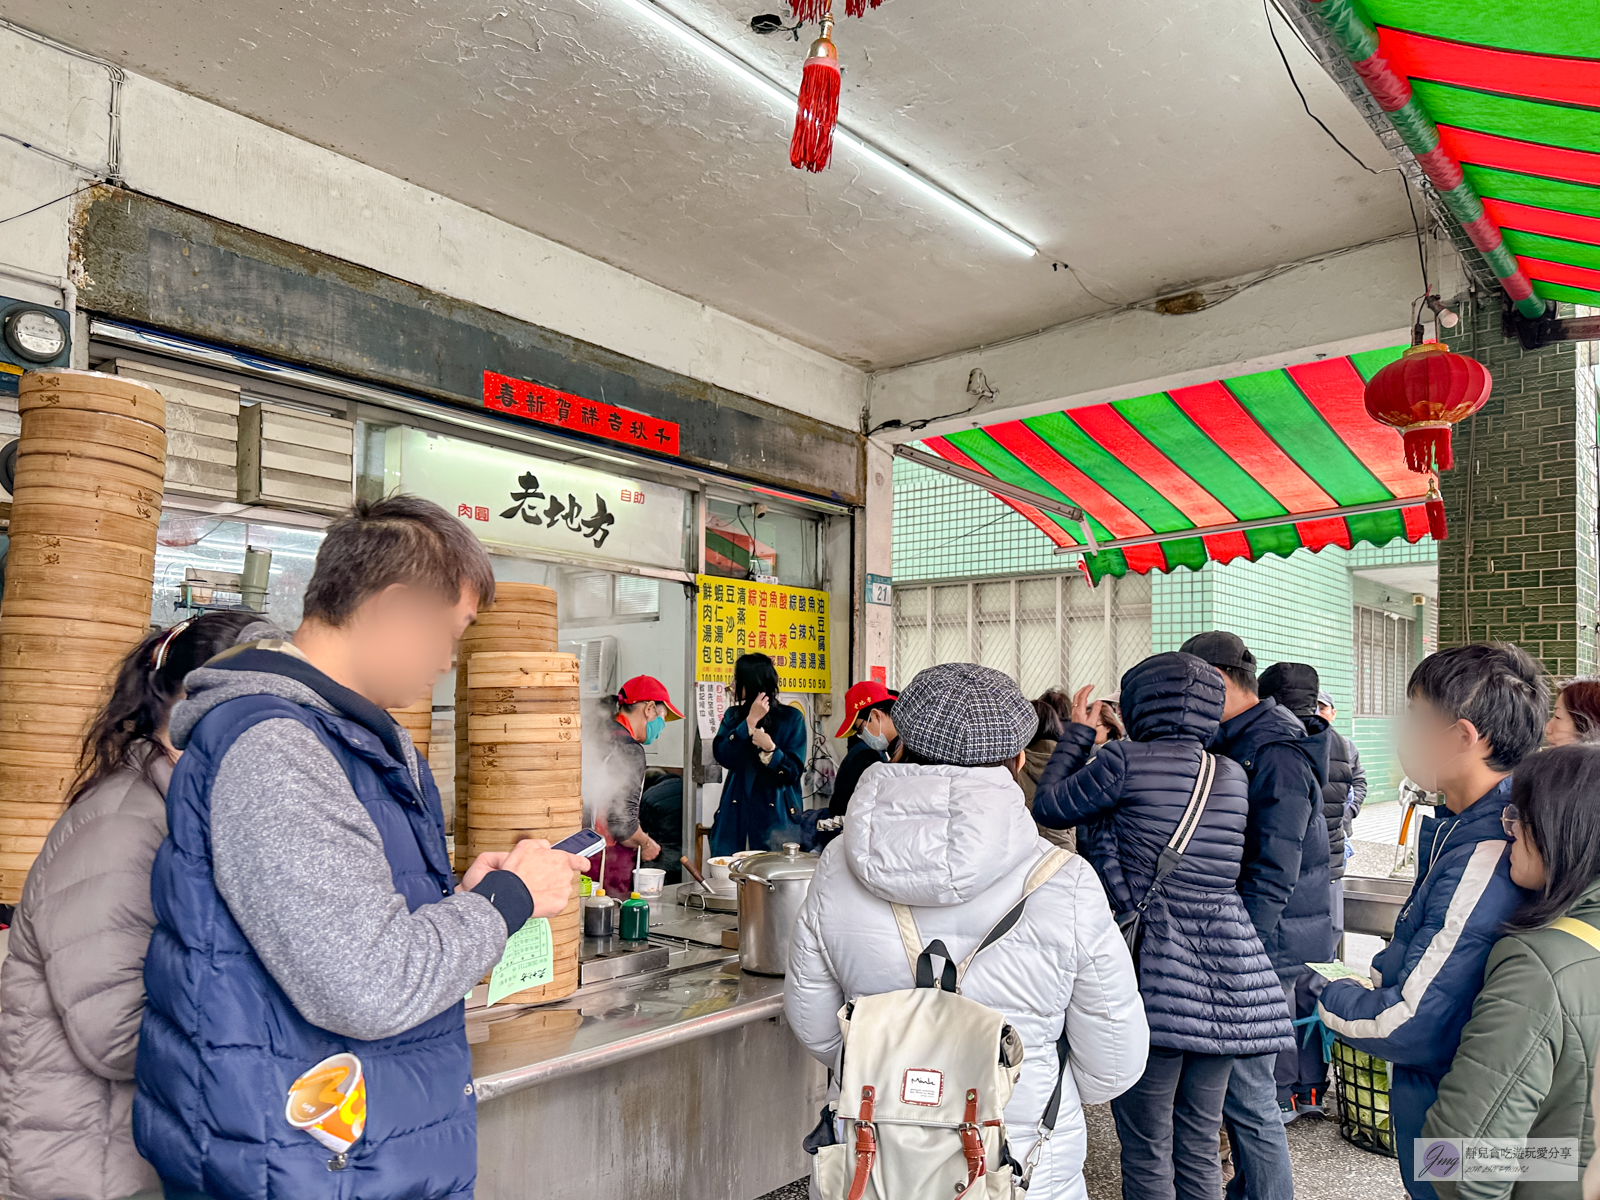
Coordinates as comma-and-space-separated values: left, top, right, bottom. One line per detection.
134, 496, 589, 1200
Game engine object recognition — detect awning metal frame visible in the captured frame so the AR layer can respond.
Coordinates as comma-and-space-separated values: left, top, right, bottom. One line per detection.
893, 442, 1100, 552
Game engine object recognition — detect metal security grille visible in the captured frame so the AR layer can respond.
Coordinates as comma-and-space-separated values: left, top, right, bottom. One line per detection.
1354, 605, 1414, 716
892, 572, 1152, 698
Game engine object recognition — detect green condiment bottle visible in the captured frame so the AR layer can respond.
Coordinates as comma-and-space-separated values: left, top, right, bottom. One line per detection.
620, 891, 650, 941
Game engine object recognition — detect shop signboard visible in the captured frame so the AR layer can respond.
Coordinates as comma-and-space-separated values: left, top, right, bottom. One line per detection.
484, 369, 681, 456
394, 428, 687, 572
694, 573, 830, 693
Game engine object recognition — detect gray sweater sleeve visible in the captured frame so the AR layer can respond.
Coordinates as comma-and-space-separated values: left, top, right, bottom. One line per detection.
210, 719, 508, 1041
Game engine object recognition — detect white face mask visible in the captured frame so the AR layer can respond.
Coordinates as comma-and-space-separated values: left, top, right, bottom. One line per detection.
859, 716, 890, 753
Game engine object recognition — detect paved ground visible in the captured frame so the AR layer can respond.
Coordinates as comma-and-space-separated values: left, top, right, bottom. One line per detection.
758, 1103, 1405, 1199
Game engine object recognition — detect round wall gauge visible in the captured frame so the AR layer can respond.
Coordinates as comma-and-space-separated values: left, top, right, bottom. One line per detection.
3, 307, 67, 363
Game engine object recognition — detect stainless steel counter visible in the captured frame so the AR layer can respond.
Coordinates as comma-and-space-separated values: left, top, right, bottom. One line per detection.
469, 953, 783, 1101
469, 905, 825, 1200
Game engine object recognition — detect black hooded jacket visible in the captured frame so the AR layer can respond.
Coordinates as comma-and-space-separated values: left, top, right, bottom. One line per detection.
1032, 652, 1294, 1056
1214, 698, 1335, 982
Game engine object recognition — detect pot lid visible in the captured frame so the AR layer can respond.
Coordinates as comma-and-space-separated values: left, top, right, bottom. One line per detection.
735, 842, 819, 882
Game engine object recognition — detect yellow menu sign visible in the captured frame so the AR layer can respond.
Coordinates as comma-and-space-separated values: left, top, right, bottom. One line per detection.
695, 574, 831, 693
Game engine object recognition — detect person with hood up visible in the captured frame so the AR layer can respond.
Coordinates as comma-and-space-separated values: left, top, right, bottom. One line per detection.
1179, 634, 1329, 1200
1032, 652, 1294, 1200
785, 662, 1149, 1200
1256, 664, 1340, 1123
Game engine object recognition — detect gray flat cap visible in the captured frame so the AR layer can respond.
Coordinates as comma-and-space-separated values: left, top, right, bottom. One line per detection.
893, 662, 1038, 766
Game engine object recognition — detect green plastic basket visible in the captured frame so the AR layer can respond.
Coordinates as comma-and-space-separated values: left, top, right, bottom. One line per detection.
1331, 1039, 1397, 1158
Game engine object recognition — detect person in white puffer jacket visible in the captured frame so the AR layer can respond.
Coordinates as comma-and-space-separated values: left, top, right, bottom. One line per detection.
785, 662, 1150, 1200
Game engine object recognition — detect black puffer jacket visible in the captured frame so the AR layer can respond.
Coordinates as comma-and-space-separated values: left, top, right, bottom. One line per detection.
1215, 700, 1334, 983
1032, 652, 1294, 1057
1323, 728, 1351, 878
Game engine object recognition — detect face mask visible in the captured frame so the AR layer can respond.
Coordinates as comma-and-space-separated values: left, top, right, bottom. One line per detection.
859, 724, 889, 753
643, 713, 665, 745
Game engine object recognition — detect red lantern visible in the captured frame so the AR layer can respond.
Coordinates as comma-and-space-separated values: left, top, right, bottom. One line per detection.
1363, 341, 1492, 474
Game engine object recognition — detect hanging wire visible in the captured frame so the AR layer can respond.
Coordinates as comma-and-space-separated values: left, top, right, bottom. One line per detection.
1262, 0, 1400, 176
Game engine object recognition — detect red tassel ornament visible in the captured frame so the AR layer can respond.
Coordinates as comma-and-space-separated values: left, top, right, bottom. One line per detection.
787, 0, 829, 21
843, 0, 882, 15
790, 18, 841, 173
1425, 481, 1448, 541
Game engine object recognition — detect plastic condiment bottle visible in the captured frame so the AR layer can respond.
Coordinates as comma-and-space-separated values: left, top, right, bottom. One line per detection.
620, 891, 650, 941
582, 889, 617, 938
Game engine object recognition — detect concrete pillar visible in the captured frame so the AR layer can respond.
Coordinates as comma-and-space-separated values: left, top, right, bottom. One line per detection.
1434, 300, 1599, 678
857, 440, 895, 685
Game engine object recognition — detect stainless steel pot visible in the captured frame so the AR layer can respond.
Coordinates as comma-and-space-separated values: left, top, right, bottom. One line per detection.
730, 842, 819, 976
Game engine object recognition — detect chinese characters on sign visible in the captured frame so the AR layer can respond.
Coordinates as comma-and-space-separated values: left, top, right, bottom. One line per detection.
484, 370, 681, 456
695, 574, 830, 693
398, 429, 688, 572
494, 471, 618, 548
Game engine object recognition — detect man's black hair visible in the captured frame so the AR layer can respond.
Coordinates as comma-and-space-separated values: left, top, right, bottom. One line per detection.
1218, 663, 1257, 695
1407, 642, 1547, 771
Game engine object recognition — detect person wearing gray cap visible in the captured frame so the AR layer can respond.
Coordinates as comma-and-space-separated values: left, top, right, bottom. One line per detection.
1316, 690, 1367, 853
784, 662, 1149, 1199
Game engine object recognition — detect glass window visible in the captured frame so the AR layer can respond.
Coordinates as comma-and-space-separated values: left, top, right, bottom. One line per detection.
705, 498, 819, 588
151, 515, 324, 629
1353, 605, 1414, 716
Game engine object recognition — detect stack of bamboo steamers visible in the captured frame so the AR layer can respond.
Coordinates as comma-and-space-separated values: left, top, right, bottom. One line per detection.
455, 583, 582, 1003
0, 371, 167, 903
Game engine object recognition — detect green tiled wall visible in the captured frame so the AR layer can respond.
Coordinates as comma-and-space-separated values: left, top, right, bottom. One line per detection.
893, 458, 1067, 580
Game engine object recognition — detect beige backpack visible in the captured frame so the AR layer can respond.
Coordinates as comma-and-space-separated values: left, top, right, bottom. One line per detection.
810, 849, 1073, 1200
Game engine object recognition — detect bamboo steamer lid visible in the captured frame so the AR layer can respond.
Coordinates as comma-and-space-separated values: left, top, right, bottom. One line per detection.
1, 600, 152, 633
0, 813, 66, 837
18, 434, 167, 475
4, 533, 157, 583
0, 711, 97, 738
2, 574, 163, 608
0, 733, 89, 759
12, 483, 162, 525
7, 503, 167, 547
467, 724, 579, 746
0, 619, 151, 656
455, 637, 567, 656
466, 809, 584, 831
465, 787, 584, 809
470, 748, 584, 772
20, 408, 167, 462
0, 683, 111, 709
0, 768, 77, 805
0, 666, 130, 693
460, 690, 581, 710
0, 747, 81, 771
466, 768, 582, 790
465, 614, 558, 637
19, 369, 168, 425
13, 454, 166, 495
481, 582, 557, 606
0, 832, 48, 856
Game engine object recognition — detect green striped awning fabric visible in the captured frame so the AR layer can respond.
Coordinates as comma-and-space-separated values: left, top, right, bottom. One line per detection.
920, 346, 1433, 583
1353, 0, 1600, 309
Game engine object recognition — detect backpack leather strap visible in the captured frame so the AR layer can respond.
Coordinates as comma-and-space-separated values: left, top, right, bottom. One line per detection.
847, 1085, 877, 1200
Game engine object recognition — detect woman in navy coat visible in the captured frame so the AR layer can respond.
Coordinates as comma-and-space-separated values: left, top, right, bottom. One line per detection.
710, 653, 807, 855
1033, 651, 1292, 1200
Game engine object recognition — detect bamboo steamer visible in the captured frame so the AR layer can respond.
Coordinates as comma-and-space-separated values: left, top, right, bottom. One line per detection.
19, 369, 168, 424
20, 409, 167, 462
0, 371, 166, 902
453, 586, 560, 874
5, 533, 157, 584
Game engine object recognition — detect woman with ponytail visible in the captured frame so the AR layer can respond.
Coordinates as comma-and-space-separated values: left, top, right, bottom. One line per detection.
0, 610, 260, 1200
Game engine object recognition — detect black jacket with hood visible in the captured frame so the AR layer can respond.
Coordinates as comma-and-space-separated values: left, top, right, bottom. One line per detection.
1032, 652, 1294, 1056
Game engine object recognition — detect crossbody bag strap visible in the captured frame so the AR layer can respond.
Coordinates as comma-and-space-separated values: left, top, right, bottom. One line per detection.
955, 847, 1073, 985
890, 903, 924, 980
1551, 916, 1600, 954
1128, 751, 1217, 917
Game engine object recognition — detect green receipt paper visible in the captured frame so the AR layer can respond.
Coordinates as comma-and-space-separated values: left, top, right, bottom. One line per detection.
487, 918, 554, 1006
1306, 961, 1374, 987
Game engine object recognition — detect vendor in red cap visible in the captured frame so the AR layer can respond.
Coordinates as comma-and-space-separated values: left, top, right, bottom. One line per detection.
584, 674, 683, 897
828, 680, 898, 818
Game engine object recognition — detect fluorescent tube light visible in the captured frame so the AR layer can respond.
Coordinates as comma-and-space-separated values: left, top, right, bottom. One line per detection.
612, 0, 1039, 257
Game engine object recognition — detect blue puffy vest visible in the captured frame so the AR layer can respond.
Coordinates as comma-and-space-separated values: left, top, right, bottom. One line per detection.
134, 694, 477, 1200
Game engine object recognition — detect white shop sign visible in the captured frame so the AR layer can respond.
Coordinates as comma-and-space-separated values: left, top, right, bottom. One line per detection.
394, 429, 687, 571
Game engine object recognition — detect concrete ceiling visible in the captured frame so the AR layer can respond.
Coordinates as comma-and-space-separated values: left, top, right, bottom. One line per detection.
2, 0, 1413, 370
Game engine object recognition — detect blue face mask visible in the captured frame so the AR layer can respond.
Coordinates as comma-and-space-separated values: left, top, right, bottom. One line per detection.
643, 713, 666, 745
859, 723, 889, 753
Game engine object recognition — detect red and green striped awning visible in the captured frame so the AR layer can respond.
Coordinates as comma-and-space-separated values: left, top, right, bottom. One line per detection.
920, 345, 1434, 582
1315, 0, 1600, 312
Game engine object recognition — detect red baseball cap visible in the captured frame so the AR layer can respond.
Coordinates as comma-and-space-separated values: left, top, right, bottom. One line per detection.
835, 680, 894, 738
617, 675, 683, 719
